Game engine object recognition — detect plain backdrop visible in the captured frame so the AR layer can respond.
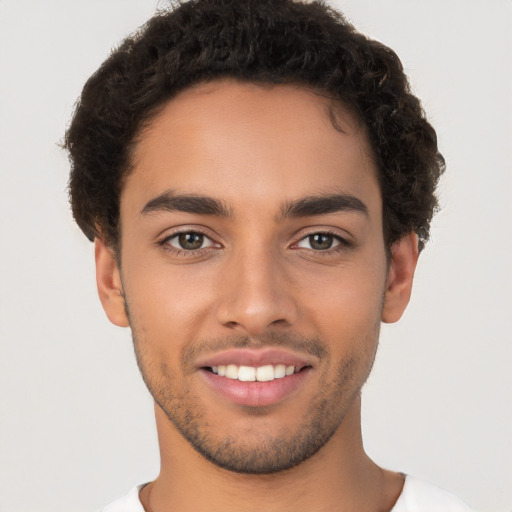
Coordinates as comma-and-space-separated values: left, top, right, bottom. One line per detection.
0, 1, 511, 511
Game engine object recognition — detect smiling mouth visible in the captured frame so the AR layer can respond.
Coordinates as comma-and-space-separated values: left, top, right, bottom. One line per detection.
203, 364, 310, 382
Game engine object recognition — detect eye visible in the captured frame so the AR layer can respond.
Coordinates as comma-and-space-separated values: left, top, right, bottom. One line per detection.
166, 231, 215, 251
297, 233, 342, 251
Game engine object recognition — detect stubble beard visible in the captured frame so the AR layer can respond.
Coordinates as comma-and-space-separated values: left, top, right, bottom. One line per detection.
131, 330, 377, 475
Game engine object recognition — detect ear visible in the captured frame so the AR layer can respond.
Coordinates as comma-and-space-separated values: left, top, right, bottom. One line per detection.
381, 232, 419, 324
94, 237, 130, 327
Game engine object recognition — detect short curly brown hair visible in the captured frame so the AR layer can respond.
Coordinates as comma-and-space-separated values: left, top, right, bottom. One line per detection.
65, 0, 444, 252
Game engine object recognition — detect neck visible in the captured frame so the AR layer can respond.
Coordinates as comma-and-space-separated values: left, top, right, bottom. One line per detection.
140, 396, 404, 512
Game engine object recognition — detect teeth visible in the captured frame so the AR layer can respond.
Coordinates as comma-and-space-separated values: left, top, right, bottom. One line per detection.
256, 365, 274, 382
238, 366, 256, 382
226, 364, 238, 379
210, 364, 301, 381
274, 364, 286, 379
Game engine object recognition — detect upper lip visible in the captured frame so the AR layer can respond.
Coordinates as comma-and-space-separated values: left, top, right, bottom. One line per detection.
195, 348, 316, 369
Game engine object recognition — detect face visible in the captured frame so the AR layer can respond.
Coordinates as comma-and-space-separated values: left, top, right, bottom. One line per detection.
96, 81, 417, 474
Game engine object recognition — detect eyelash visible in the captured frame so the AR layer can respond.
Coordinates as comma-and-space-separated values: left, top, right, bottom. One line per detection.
157, 229, 352, 257
292, 230, 353, 255
158, 229, 218, 258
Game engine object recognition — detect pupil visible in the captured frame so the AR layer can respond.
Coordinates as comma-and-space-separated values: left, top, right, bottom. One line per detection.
179, 233, 203, 250
310, 234, 332, 250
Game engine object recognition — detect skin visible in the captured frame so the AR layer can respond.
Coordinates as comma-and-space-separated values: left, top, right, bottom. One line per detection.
95, 80, 419, 511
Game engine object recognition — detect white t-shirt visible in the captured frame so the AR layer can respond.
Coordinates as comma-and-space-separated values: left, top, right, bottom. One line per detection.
99, 475, 471, 511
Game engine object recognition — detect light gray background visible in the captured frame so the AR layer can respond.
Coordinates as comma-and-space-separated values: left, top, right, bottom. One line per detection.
1, 1, 511, 511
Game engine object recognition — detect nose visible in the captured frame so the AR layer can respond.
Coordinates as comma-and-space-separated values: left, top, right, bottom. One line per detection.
215, 246, 299, 337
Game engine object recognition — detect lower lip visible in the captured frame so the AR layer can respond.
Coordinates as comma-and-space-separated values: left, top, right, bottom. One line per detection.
200, 368, 312, 407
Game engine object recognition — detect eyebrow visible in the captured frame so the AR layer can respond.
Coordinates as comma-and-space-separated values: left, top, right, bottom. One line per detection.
140, 190, 368, 221
141, 190, 231, 217
278, 193, 369, 221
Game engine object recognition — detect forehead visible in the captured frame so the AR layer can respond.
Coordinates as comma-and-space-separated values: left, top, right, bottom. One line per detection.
124, 80, 380, 217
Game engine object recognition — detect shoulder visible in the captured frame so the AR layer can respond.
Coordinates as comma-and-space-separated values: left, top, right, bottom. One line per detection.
98, 484, 146, 512
96, 477, 472, 512
392, 475, 472, 511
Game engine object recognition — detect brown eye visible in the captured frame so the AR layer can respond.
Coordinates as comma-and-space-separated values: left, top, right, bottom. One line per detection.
309, 234, 333, 250
297, 233, 341, 251
167, 232, 211, 250
179, 233, 203, 250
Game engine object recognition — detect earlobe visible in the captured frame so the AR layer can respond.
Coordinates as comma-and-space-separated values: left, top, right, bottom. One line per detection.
381, 232, 419, 324
95, 238, 130, 327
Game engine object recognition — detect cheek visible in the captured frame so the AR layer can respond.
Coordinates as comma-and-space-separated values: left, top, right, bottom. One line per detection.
299, 259, 386, 361
304, 263, 386, 328
121, 258, 218, 350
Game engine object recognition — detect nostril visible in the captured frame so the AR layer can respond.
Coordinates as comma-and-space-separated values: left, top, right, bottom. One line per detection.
270, 318, 291, 327
223, 320, 240, 329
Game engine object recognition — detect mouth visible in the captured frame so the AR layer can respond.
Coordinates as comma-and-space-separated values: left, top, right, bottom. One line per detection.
204, 363, 308, 382
196, 349, 315, 407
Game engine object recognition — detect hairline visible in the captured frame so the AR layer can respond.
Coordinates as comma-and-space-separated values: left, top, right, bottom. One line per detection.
110, 78, 379, 258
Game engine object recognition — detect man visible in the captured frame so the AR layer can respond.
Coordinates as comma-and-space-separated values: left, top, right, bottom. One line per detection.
65, 0, 470, 510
